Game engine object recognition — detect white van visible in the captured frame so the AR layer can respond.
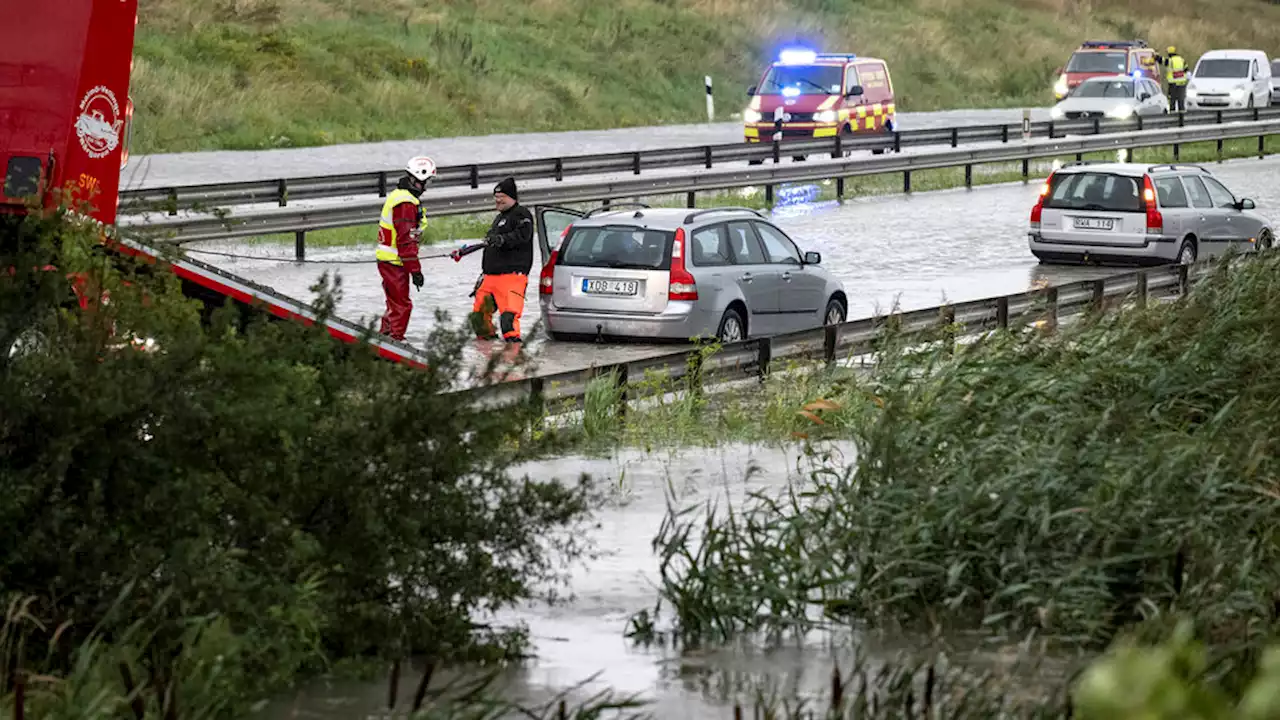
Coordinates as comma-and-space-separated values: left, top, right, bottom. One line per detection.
1187, 49, 1272, 110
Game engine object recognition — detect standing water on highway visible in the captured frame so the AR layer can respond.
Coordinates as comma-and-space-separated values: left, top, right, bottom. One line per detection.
185, 154, 1280, 379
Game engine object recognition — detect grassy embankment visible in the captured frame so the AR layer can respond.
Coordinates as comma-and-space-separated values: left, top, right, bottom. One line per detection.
242, 136, 1277, 250
134, 0, 1280, 154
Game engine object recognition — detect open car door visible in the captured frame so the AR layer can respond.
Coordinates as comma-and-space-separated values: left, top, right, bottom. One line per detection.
534, 205, 586, 267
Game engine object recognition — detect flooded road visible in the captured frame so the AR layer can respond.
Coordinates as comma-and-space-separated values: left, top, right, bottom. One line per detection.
182, 154, 1280, 378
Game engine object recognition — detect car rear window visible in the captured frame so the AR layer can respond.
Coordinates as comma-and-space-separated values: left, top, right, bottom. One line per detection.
559, 225, 673, 270
1066, 51, 1127, 73
1043, 172, 1143, 212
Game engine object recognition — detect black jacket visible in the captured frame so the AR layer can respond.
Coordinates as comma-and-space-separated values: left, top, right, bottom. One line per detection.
482, 204, 535, 276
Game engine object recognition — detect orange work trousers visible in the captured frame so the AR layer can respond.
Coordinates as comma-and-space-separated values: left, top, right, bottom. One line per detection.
471, 272, 527, 341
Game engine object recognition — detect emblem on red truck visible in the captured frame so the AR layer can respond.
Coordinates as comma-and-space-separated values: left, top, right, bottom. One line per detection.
75, 85, 123, 159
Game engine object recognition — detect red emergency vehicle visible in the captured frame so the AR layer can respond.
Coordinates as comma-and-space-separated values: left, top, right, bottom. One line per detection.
1, 0, 430, 369
1053, 40, 1159, 100
743, 50, 896, 158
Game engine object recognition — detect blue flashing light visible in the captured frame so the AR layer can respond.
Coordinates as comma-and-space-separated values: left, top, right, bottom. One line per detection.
778, 48, 817, 65
1130, 69, 1143, 78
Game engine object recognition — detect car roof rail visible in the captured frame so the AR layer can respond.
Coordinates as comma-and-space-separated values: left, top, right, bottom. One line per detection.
1080, 39, 1147, 49
1146, 163, 1211, 174
584, 202, 651, 217
682, 206, 766, 224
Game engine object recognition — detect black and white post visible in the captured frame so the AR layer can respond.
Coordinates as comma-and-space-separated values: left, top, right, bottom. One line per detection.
705, 76, 714, 122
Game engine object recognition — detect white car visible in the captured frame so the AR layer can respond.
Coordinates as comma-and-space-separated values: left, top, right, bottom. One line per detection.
1271, 59, 1280, 105
1049, 74, 1168, 121
1187, 49, 1272, 110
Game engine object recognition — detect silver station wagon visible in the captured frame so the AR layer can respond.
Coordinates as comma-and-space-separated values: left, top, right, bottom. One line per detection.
1028, 162, 1274, 265
534, 205, 848, 342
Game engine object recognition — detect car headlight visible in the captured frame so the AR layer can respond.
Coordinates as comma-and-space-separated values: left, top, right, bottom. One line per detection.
1049, 106, 1065, 119
1107, 105, 1134, 119
1231, 86, 1248, 100
813, 110, 837, 123
743, 109, 763, 123
1053, 74, 1069, 98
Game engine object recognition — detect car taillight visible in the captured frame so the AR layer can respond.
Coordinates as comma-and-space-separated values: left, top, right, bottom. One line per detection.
540, 224, 571, 295
1142, 174, 1163, 235
669, 227, 698, 301
1030, 172, 1054, 228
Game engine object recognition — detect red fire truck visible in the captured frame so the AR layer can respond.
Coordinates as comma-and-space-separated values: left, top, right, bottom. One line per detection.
1, 0, 430, 369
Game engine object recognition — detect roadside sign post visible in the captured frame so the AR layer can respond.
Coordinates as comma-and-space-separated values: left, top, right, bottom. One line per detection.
705, 76, 714, 122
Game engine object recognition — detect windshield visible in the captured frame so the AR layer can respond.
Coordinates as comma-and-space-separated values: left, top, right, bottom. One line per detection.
559, 225, 673, 270
758, 65, 844, 95
1072, 79, 1135, 98
1195, 59, 1251, 78
1065, 51, 1127, 73
1043, 172, 1143, 212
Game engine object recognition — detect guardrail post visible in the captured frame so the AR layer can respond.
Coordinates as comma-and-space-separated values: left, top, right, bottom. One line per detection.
757, 337, 772, 380
1075, 152, 1083, 163
167, 188, 178, 216
772, 139, 781, 164
1217, 138, 1224, 162
278, 178, 288, 207
964, 165, 972, 188
1044, 287, 1058, 332
1253, 108, 1260, 122
824, 324, 837, 367
941, 306, 956, 354
1136, 116, 1144, 132
1216, 110, 1223, 124
529, 377, 545, 416
1178, 264, 1190, 295
295, 231, 306, 261
1091, 279, 1105, 312
1021, 159, 1029, 181
1260, 134, 1266, 158
1173, 143, 1180, 161
832, 134, 843, 159
686, 191, 696, 208
1001, 125, 1009, 144
615, 365, 629, 421
950, 127, 958, 148
1093, 118, 1101, 135
1136, 271, 1148, 307
903, 171, 911, 193
1048, 121, 1055, 139
705, 146, 713, 169
468, 166, 478, 190
632, 152, 641, 175
894, 132, 901, 153
996, 297, 1009, 329
379, 171, 389, 196
836, 177, 845, 199
765, 184, 774, 205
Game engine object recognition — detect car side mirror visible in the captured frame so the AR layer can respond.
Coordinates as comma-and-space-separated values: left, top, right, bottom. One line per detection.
845, 86, 864, 97
804, 251, 821, 265
1238, 198, 1256, 210
747, 85, 757, 97
1140, 92, 1151, 101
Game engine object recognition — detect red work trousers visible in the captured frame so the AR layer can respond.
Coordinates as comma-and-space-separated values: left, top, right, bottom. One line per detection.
378, 262, 412, 341
471, 273, 528, 341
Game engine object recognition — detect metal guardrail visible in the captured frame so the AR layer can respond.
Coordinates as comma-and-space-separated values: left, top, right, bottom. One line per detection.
448, 258, 1221, 412
118, 107, 1280, 214
120, 118, 1280, 245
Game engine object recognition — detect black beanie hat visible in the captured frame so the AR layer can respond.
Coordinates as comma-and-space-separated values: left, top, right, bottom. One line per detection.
494, 176, 518, 201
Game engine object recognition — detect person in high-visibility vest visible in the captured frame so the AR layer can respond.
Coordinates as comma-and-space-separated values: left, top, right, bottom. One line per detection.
1160, 46, 1189, 113
375, 156, 435, 341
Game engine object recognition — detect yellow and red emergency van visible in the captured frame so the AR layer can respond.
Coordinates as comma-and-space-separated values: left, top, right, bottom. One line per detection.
743, 49, 896, 152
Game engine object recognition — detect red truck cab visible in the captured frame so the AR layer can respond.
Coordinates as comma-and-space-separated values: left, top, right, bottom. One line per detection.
1053, 40, 1159, 100
743, 49, 896, 148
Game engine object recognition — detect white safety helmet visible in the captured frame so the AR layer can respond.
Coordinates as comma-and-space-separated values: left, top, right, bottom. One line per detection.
406, 156, 437, 182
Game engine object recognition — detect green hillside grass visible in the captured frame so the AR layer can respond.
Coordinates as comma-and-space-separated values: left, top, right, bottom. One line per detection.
131, 0, 1280, 154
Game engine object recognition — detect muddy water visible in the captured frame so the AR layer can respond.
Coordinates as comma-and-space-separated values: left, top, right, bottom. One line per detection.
258, 442, 875, 719
184, 154, 1280, 381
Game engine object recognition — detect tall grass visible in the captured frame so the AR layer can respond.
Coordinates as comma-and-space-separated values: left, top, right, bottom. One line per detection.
131, 0, 1280, 153
637, 248, 1280, 655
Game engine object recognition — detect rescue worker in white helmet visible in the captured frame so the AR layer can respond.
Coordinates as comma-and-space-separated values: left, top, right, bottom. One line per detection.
374, 156, 435, 341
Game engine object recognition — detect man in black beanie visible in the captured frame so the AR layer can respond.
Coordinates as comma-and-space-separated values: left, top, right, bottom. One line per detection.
470, 176, 535, 343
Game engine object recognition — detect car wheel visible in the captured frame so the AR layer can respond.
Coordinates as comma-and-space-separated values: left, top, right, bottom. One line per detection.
823, 296, 847, 326
1259, 229, 1274, 252
1177, 239, 1197, 265
716, 307, 746, 343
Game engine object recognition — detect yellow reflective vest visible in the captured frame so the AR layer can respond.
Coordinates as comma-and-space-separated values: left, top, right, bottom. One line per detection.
1166, 55, 1188, 85
375, 188, 427, 266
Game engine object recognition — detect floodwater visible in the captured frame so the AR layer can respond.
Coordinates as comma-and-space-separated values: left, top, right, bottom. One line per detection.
236, 157, 1280, 717
181, 153, 1280, 379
